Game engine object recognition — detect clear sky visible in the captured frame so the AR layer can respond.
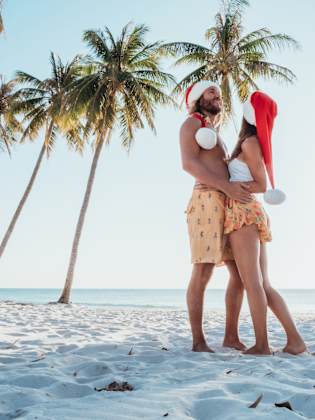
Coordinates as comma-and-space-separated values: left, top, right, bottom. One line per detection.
0, 0, 314, 289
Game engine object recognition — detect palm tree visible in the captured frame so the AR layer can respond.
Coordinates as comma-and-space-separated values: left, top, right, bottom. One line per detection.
0, 53, 83, 259
0, 76, 21, 154
57, 23, 176, 303
160, 0, 299, 118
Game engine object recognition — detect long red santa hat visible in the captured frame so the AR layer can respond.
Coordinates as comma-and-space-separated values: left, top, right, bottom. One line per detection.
243, 91, 286, 205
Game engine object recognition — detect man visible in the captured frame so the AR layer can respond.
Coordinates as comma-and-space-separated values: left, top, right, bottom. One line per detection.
180, 80, 252, 352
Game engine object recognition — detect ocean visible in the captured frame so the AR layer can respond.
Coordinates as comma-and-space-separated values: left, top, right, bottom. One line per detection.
0, 288, 314, 312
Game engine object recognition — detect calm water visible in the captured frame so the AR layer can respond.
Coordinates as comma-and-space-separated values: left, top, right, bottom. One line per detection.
0, 288, 314, 312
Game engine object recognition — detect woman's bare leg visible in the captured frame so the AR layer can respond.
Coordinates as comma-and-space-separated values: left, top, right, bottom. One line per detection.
260, 243, 306, 355
223, 260, 246, 350
230, 225, 271, 355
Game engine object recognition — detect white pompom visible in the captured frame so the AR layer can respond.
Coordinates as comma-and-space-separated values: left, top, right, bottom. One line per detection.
263, 189, 286, 205
195, 127, 217, 150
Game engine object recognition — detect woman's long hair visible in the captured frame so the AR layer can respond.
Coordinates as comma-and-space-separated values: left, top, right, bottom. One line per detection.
230, 117, 257, 160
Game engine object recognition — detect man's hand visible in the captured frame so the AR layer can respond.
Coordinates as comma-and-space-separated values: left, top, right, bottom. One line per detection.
194, 182, 214, 192
224, 182, 253, 204
194, 181, 253, 204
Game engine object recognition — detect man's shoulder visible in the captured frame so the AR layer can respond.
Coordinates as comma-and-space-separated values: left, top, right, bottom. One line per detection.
180, 115, 202, 132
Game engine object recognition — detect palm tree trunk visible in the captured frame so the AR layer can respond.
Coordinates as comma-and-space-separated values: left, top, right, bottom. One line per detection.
58, 132, 108, 304
0, 122, 53, 258
231, 112, 239, 135
0, 12, 3, 35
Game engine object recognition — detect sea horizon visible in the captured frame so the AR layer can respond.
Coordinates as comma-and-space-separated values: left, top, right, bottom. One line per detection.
1, 288, 315, 312
2, 287, 315, 290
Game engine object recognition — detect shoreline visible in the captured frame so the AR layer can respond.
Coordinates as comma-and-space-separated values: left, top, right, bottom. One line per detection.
1, 299, 315, 314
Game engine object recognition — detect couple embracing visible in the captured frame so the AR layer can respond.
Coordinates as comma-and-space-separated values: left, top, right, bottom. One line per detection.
180, 80, 306, 355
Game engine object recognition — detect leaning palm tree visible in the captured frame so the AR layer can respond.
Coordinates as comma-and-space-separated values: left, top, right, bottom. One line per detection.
160, 0, 299, 118
57, 23, 176, 303
0, 76, 21, 154
0, 53, 83, 259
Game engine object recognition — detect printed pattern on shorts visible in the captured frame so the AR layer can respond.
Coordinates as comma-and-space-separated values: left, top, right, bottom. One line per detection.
186, 190, 233, 264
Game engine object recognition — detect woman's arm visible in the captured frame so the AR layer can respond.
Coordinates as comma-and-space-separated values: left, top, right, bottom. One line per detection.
241, 136, 267, 193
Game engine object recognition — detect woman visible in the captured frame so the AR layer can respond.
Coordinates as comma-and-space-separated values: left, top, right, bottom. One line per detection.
225, 91, 306, 355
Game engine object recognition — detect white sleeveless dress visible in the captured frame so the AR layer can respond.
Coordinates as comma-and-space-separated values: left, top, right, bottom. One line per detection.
228, 158, 254, 183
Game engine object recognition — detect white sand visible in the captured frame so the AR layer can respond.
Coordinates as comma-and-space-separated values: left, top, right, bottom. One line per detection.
0, 301, 315, 420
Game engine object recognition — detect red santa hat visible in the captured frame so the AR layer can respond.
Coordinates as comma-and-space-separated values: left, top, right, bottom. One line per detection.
243, 91, 286, 205
185, 80, 221, 110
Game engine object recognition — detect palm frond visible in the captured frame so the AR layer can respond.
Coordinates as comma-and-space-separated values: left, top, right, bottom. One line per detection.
222, 0, 249, 16
122, 23, 148, 57
163, 0, 298, 119
231, 68, 259, 101
15, 71, 44, 89
0, 76, 22, 153
128, 41, 162, 67
71, 23, 175, 148
20, 108, 48, 142
82, 30, 110, 61
131, 69, 176, 89
172, 65, 208, 96
245, 60, 296, 83
240, 33, 300, 54
158, 42, 212, 59
45, 123, 58, 156
15, 52, 83, 148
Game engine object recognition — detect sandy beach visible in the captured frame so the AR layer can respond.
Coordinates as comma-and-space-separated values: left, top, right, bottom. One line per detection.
0, 302, 314, 419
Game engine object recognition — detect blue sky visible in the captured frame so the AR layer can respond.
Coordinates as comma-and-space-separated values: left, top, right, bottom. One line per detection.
0, 0, 314, 289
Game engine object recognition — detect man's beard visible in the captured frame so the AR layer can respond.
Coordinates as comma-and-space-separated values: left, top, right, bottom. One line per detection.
200, 99, 221, 115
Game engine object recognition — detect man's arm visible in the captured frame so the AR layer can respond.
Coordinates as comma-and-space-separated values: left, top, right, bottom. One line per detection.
180, 118, 252, 203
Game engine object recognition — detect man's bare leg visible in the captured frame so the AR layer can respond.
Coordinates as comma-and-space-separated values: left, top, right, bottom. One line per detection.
223, 261, 246, 351
186, 263, 214, 352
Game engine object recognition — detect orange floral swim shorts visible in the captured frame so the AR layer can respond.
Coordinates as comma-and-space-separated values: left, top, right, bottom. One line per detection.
185, 190, 233, 265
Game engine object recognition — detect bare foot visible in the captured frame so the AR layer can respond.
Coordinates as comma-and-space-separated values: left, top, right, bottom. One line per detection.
192, 342, 215, 353
283, 340, 307, 355
223, 338, 247, 351
242, 345, 272, 355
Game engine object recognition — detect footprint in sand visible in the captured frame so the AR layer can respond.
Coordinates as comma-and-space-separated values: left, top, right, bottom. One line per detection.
48, 382, 94, 398
0, 356, 25, 364
8, 374, 57, 389
56, 344, 79, 353
69, 361, 111, 378
191, 396, 247, 420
